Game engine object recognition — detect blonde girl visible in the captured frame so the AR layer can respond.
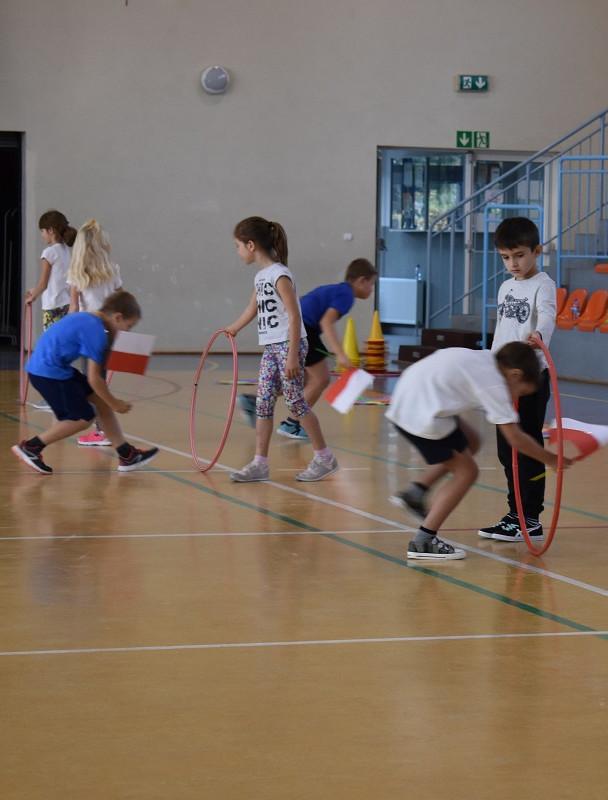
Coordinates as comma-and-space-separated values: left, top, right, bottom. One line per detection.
226, 216, 338, 483
27, 210, 77, 329
68, 219, 122, 313
68, 219, 122, 446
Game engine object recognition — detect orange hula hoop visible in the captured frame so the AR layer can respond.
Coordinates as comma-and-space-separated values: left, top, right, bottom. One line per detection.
189, 329, 238, 473
19, 301, 33, 405
511, 338, 564, 556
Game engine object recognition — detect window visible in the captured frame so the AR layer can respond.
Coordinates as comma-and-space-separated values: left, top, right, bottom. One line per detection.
390, 154, 464, 231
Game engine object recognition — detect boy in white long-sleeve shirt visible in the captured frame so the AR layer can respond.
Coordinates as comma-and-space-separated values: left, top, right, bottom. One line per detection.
478, 217, 556, 542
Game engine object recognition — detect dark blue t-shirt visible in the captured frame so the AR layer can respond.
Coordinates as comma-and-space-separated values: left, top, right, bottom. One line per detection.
300, 282, 355, 332
27, 312, 110, 380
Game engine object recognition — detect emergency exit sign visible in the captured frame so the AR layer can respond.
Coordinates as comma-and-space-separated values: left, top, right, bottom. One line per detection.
456, 130, 490, 149
457, 74, 489, 92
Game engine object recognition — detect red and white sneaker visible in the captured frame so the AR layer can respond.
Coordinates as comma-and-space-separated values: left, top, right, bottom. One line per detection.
78, 430, 111, 446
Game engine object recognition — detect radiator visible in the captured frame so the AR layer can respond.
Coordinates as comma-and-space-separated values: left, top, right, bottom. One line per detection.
378, 277, 424, 325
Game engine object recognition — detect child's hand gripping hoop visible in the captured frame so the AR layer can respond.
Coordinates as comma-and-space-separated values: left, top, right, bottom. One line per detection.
19, 301, 33, 405
512, 338, 564, 556
189, 329, 238, 473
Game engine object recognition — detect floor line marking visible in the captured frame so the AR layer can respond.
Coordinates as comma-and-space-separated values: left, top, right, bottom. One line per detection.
3, 411, 607, 606
2, 629, 608, 658
125, 432, 608, 599
126, 432, 419, 532
0, 529, 399, 542
560, 391, 608, 405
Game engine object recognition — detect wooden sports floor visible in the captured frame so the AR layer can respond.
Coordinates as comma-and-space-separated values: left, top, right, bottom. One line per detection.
1, 354, 607, 799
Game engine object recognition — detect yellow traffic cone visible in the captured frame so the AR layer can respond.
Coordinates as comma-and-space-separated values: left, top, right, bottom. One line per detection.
342, 317, 360, 369
368, 310, 383, 342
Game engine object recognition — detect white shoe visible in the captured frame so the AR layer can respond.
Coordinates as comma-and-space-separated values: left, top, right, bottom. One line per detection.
230, 460, 269, 482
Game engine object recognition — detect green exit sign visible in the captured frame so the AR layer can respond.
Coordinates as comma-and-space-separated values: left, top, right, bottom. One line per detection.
456, 130, 491, 148
458, 74, 489, 92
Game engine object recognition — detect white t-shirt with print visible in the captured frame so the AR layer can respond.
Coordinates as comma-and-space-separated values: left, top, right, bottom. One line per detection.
254, 263, 306, 345
491, 271, 556, 369
386, 348, 519, 439
69, 263, 122, 312
40, 243, 71, 310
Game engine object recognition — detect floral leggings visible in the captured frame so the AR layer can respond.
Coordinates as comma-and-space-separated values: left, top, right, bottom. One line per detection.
42, 305, 69, 331
256, 339, 310, 419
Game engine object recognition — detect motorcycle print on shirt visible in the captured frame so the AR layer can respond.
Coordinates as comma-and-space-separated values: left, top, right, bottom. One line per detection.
498, 292, 531, 324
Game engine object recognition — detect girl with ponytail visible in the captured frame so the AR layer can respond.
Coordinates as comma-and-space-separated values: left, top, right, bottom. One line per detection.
226, 216, 338, 483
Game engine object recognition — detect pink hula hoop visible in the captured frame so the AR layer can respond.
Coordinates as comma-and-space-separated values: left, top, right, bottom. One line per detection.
189, 329, 238, 473
19, 301, 33, 405
511, 339, 564, 556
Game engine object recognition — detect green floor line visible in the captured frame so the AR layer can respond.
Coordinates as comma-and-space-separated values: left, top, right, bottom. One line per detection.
2, 408, 606, 640
157, 471, 607, 640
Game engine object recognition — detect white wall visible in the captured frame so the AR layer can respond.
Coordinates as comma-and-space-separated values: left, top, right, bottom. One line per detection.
2, 0, 608, 349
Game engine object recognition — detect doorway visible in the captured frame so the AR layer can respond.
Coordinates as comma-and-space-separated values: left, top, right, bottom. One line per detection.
375, 147, 544, 328
0, 132, 23, 363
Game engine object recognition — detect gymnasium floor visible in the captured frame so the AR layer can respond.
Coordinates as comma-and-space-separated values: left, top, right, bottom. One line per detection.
1, 354, 607, 799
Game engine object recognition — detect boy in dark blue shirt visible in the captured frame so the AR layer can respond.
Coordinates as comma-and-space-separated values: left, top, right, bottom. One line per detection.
238, 258, 377, 439
12, 290, 158, 474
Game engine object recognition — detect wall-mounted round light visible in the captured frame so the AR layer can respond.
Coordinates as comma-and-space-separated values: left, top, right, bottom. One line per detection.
200, 66, 230, 95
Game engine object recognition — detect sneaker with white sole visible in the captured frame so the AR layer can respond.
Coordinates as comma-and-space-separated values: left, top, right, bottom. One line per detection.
78, 430, 112, 446
276, 420, 309, 441
407, 537, 466, 561
237, 394, 257, 428
295, 455, 339, 482
478, 513, 543, 541
230, 460, 269, 482
11, 441, 53, 474
117, 446, 159, 472
389, 487, 428, 524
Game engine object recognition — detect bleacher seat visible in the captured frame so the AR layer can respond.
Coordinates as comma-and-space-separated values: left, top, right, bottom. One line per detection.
576, 289, 608, 331
556, 289, 588, 330
594, 263, 608, 274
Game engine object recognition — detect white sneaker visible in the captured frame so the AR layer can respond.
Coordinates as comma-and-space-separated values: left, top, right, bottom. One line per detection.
230, 460, 269, 482
295, 455, 339, 482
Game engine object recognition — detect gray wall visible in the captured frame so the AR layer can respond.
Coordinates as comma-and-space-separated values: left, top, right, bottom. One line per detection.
2, 0, 608, 350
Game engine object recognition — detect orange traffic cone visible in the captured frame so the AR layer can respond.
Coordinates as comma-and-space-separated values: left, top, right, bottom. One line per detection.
365, 310, 386, 373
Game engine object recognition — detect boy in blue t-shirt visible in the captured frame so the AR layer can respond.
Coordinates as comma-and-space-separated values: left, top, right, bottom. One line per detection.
12, 290, 158, 474
238, 258, 377, 439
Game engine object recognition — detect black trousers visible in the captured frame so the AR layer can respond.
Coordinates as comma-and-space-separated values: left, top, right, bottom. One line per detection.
496, 369, 550, 519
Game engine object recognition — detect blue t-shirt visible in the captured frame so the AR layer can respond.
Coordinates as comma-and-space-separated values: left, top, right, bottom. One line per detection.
27, 312, 110, 380
300, 282, 355, 332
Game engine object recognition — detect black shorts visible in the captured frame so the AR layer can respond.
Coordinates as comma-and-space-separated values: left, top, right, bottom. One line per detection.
304, 324, 327, 367
395, 422, 469, 465
29, 369, 97, 422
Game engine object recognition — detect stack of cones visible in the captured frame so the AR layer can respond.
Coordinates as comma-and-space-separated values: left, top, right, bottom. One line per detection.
341, 317, 360, 370
364, 311, 386, 373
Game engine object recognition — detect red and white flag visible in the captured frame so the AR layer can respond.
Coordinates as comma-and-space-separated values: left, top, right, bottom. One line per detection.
106, 331, 155, 375
546, 417, 608, 460
325, 368, 374, 414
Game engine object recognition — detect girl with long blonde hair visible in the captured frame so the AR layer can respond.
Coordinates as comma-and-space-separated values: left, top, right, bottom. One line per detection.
68, 219, 123, 446
68, 219, 122, 312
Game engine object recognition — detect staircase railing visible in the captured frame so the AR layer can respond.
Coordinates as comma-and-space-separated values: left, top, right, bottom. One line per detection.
425, 107, 608, 331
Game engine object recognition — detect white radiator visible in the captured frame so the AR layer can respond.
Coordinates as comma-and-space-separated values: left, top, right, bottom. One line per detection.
378, 277, 423, 325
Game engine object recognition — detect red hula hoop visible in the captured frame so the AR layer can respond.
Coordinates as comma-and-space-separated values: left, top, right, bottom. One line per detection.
512, 339, 563, 556
189, 329, 238, 473
19, 301, 33, 405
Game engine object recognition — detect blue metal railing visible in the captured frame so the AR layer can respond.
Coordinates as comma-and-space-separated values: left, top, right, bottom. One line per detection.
481, 204, 544, 349
557, 155, 608, 286
425, 107, 608, 330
